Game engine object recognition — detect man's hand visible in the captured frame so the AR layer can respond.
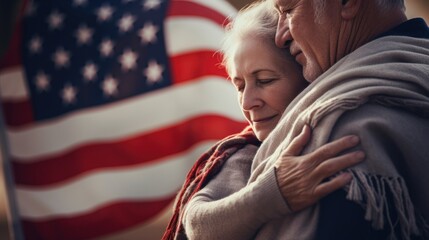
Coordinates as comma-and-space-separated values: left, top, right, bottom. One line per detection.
274, 125, 364, 212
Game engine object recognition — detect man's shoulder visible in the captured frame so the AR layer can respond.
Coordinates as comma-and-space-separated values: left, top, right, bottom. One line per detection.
377, 18, 429, 39
330, 102, 429, 140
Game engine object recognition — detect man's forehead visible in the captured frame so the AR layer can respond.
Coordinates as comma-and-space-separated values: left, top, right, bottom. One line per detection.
272, 0, 296, 8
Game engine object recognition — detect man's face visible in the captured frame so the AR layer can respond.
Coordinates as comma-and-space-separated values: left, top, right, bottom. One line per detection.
273, 0, 341, 82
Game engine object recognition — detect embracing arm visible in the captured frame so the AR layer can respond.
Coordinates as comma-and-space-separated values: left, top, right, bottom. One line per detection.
183, 145, 289, 240
183, 126, 365, 240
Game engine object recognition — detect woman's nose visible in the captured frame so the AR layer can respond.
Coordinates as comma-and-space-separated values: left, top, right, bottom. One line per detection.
241, 87, 261, 111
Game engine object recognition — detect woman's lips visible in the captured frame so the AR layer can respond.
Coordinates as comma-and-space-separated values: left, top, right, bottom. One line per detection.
253, 115, 276, 123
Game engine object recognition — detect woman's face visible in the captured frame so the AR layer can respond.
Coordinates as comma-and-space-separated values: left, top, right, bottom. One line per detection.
230, 37, 307, 141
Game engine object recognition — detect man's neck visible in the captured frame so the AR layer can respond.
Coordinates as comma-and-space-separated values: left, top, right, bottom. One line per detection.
341, 4, 407, 57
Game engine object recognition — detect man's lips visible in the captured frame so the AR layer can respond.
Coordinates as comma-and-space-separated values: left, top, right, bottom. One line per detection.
291, 48, 304, 64
289, 44, 302, 61
290, 49, 300, 57
289, 43, 300, 56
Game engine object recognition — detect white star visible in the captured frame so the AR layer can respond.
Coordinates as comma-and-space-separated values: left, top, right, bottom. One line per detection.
52, 48, 70, 68
118, 14, 136, 33
35, 71, 50, 91
139, 22, 158, 44
75, 25, 93, 45
143, 0, 161, 10
61, 84, 78, 104
96, 5, 114, 22
29, 36, 42, 54
119, 49, 138, 71
144, 60, 163, 84
99, 39, 114, 57
47, 10, 64, 30
82, 62, 98, 82
73, 0, 87, 6
101, 76, 119, 97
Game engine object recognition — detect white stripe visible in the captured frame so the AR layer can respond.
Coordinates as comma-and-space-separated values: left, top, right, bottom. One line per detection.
165, 17, 225, 56
178, 0, 237, 18
0, 67, 28, 100
17, 141, 216, 219
9, 77, 243, 160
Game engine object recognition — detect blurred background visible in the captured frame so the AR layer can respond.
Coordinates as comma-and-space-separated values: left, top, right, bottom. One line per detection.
1, 0, 428, 239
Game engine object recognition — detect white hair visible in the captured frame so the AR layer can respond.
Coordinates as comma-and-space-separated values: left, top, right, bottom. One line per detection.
220, 0, 280, 76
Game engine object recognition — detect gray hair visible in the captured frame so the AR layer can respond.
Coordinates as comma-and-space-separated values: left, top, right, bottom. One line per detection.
312, 0, 405, 23
221, 0, 279, 76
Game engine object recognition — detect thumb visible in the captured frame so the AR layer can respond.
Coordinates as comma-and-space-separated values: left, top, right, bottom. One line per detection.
283, 124, 311, 156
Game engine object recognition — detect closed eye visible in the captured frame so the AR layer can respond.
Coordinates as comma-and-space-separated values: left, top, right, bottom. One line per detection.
257, 79, 276, 86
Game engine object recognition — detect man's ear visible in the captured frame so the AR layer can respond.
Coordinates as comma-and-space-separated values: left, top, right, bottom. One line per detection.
341, 0, 361, 20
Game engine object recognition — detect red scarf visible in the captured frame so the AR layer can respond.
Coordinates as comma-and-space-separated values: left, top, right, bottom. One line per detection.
162, 126, 260, 240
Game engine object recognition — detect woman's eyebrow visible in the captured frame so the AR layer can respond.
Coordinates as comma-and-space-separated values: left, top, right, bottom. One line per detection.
251, 69, 275, 75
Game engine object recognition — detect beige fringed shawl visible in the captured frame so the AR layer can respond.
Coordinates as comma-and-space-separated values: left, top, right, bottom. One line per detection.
249, 35, 429, 239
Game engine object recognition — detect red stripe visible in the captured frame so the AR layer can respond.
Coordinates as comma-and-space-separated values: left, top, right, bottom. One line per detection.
22, 196, 175, 240
0, 1, 27, 69
170, 50, 228, 84
13, 115, 247, 186
2, 101, 34, 127
0, 23, 22, 69
167, 1, 230, 27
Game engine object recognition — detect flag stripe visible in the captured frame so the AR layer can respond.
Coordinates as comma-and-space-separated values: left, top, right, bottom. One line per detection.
173, 0, 237, 20
167, 1, 230, 26
170, 51, 227, 84
0, 67, 28, 100
9, 77, 242, 159
17, 141, 215, 219
22, 197, 175, 240
13, 115, 245, 186
165, 17, 225, 56
2, 101, 34, 127
0, 15, 23, 69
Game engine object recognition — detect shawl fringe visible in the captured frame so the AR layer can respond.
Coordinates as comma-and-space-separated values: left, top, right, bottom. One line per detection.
346, 170, 428, 240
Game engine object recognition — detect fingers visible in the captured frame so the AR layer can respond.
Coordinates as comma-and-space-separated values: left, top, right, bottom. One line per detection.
313, 151, 365, 200
283, 125, 311, 156
309, 135, 360, 165
275, 130, 365, 212
315, 150, 364, 179
315, 172, 353, 199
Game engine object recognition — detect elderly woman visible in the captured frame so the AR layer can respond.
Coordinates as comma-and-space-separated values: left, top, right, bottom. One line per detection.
162, 1, 364, 239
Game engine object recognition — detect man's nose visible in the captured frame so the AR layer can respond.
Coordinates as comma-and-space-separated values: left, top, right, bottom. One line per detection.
275, 17, 291, 48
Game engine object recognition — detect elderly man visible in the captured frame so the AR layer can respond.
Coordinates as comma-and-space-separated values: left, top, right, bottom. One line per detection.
247, 0, 429, 239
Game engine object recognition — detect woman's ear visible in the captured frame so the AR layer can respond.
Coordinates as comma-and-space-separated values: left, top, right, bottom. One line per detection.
341, 0, 361, 20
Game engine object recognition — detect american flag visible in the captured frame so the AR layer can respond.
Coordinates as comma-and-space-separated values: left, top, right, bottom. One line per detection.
0, 0, 247, 239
